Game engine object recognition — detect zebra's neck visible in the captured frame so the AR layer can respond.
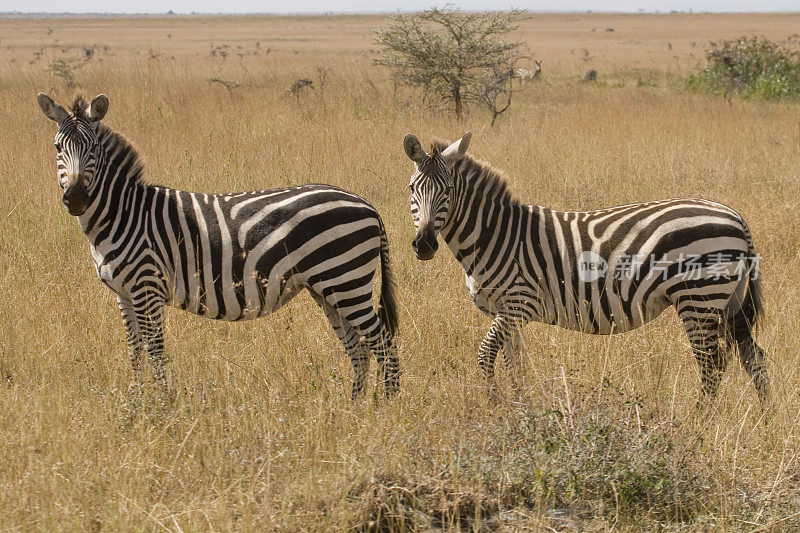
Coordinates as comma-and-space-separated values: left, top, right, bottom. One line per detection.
440, 157, 527, 279
77, 124, 148, 239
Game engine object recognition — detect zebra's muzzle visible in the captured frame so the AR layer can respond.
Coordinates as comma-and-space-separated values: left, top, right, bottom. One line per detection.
412, 226, 438, 260
62, 182, 88, 216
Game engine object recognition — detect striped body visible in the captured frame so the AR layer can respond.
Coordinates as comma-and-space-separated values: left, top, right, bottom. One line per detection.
450, 196, 752, 335
404, 131, 769, 404
40, 94, 399, 399
88, 184, 386, 323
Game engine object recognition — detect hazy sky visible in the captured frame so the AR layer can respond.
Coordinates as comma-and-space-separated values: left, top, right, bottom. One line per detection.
1, 0, 797, 13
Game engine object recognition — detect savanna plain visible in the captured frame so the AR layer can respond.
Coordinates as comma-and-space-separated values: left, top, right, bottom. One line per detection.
1, 12, 800, 531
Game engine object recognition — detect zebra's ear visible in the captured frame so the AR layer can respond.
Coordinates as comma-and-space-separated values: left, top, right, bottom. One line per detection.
37, 92, 69, 124
404, 134, 427, 164
87, 94, 109, 122
442, 130, 471, 164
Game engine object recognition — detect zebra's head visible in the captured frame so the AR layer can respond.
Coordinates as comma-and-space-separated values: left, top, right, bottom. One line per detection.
37, 93, 109, 216
403, 131, 471, 260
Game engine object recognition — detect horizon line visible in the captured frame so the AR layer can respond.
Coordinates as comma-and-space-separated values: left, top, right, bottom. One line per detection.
3, 9, 800, 17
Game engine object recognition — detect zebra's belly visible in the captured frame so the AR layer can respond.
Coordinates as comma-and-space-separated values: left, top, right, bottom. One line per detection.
168, 270, 306, 321
531, 289, 673, 335
468, 265, 675, 335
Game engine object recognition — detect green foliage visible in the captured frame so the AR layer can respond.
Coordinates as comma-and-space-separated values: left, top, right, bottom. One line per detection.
46, 56, 86, 88
688, 35, 800, 100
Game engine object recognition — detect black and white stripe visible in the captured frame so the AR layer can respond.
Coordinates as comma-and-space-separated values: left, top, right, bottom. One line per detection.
404, 131, 769, 404
38, 93, 399, 398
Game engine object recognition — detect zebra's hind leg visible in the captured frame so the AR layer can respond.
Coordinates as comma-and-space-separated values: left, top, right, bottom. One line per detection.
312, 294, 371, 399
350, 310, 399, 398
362, 326, 400, 398
734, 334, 770, 405
678, 309, 728, 406
724, 290, 770, 404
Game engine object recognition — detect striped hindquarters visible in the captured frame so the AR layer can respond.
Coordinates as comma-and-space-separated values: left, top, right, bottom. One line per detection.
523, 198, 755, 334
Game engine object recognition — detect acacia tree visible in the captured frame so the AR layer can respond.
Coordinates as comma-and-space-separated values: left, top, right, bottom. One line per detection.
471, 65, 516, 126
375, 7, 528, 121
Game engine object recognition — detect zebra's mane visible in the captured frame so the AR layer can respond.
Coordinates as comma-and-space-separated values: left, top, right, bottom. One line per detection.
430, 140, 521, 208
70, 96, 88, 115
96, 122, 146, 186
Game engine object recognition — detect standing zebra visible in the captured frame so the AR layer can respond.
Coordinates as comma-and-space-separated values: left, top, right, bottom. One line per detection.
37, 93, 399, 398
403, 131, 769, 404
516, 60, 541, 85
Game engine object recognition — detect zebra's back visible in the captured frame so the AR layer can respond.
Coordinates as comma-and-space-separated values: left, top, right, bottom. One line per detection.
93, 183, 384, 322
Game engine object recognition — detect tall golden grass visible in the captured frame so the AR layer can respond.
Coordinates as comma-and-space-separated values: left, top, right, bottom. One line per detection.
1, 12, 799, 530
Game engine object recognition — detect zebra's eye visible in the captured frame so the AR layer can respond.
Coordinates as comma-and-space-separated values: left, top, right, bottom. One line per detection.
54, 142, 61, 151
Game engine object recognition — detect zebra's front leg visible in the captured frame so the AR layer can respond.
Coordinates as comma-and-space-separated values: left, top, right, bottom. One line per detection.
503, 329, 525, 389
132, 291, 169, 396
478, 313, 519, 391
118, 295, 145, 416
117, 295, 144, 384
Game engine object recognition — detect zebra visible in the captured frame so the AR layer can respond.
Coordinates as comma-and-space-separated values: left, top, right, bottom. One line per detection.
37, 92, 400, 399
516, 60, 541, 85
403, 130, 770, 405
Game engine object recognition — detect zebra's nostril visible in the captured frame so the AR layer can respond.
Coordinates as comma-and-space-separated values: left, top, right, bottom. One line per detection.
413, 239, 437, 260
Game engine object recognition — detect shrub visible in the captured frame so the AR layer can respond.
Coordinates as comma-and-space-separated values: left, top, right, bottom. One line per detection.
688, 35, 800, 100
47, 56, 86, 88
350, 382, 711, 529
454, 385, 708, 523
374, 7, 528, 122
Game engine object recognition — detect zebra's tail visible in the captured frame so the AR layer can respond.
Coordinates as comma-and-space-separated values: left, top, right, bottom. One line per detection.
377, 216, 399, 337
724, 224, 764, 344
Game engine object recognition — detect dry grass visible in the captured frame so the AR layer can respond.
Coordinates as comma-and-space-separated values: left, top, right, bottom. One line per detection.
1, 12, 800, 531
